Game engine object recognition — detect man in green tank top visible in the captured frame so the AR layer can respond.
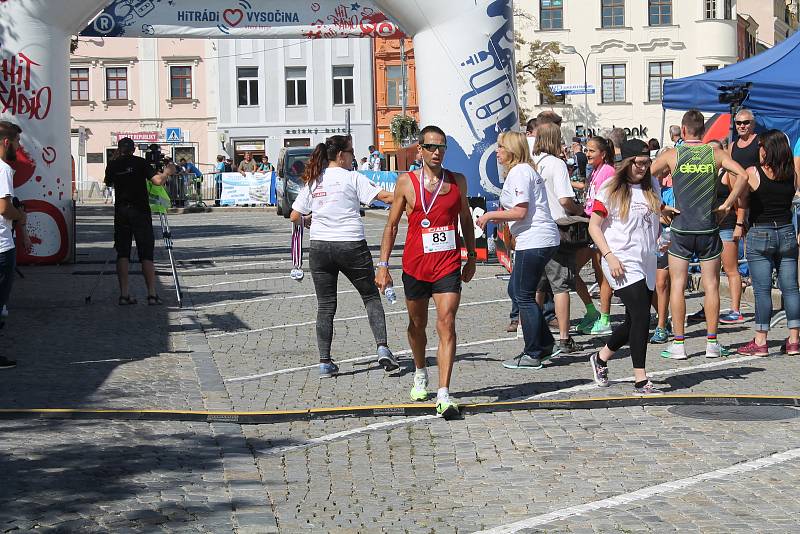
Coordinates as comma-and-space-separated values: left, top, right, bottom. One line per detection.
651, 110, 749, 360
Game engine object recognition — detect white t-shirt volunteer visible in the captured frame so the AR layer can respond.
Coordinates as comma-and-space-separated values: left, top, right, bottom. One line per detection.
0, 160, 16, 254
499, 163, 559, 251
292, 167, 381, 242
532, 152, 575, 221
593, 178, 661, 291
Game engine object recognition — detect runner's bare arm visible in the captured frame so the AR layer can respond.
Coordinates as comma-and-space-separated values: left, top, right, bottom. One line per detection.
375, 190, 394, 204
454, 173, 476, 283
651, 147, 676, 178
715, 149, 750, 211
375, 173, 410, 291
151, 163, 177, 186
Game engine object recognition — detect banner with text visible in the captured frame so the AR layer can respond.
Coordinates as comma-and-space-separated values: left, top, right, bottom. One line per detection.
220, 172, 273, 206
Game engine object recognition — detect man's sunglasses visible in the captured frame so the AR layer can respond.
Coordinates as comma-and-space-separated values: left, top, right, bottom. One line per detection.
735, 120, 752, 126
420, 143, 447, 152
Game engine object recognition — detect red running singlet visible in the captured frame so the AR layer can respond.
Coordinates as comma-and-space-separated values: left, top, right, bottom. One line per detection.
402, 170, 463, 282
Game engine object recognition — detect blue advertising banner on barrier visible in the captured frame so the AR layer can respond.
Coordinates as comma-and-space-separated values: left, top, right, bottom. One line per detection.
220, 172, 273, 206
359, 170, 398, 208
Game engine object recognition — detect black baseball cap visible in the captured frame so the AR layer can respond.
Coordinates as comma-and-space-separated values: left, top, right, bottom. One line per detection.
620, 139, 650, 160
118, 137, 135, 151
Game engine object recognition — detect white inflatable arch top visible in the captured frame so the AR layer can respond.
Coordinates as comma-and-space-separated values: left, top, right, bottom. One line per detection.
0, 0, 516, 263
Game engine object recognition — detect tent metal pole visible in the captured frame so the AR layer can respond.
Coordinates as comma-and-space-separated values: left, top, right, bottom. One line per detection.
660, 107, 666, 148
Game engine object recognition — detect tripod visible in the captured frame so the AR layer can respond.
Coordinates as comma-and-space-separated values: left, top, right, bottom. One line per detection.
158, 212, 183, 307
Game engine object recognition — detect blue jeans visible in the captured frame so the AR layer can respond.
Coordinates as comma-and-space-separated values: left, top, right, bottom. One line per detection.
511, 246, 558, 357
745, 224, 800, 331
507, 276, 519, 321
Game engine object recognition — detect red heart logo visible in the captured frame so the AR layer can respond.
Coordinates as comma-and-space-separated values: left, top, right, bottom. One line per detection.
223, 8, 244, 27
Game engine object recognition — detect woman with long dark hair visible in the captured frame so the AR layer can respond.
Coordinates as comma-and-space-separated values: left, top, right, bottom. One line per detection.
290, 135, 397, 377
588, 140, 671, 395
737, 130, 800, 356
576, 136, 616, 336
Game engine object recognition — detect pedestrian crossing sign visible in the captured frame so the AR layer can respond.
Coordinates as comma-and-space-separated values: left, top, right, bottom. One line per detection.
166, 128, 182, 144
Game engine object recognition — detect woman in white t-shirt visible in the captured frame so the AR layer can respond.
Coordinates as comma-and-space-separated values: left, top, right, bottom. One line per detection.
477, 131, 560, 370
290, 135, 396, 378
587, 139, 670, 396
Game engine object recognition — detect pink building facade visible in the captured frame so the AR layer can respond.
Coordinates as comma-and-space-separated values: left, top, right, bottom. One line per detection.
70, 37, 218, 196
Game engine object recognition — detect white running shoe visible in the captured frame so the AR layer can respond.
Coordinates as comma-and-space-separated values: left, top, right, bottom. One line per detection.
660, 342, 688, 360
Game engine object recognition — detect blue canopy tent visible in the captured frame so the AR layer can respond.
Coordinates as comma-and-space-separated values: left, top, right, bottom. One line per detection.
662, 29, 800, 143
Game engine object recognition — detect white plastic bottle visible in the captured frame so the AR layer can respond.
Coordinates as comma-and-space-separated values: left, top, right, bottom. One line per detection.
384, 285, 397, 305
657, 227, 672, 257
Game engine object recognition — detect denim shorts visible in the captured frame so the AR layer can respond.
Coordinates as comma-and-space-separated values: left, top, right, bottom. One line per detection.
719, 228, 736, 242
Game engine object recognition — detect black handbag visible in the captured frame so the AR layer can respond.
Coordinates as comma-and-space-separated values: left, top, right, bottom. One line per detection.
555, 215, 591, 248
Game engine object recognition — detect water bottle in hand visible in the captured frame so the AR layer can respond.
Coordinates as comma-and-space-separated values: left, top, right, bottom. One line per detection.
384, 285, 397, 305
657, 227, 671, 257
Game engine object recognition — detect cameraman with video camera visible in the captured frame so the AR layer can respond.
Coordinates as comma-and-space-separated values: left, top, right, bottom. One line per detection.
105, 137, 177, 306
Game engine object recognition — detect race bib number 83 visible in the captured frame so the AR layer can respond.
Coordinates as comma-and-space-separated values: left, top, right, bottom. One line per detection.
422, 226, 457, 254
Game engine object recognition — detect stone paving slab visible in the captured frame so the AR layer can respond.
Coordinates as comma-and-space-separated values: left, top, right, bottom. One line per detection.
3, 206, 800, 533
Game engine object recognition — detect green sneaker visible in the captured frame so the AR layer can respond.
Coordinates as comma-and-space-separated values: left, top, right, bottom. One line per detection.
590, 318, 613, 335
436, 399, 460, 419
409, 372, 429, 401
576, 310, 600, 334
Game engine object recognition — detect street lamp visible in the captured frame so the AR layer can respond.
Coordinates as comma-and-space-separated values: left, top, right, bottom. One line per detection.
561, 45, 596, 110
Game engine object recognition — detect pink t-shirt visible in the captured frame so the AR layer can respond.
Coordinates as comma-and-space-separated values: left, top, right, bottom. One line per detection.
584, 163, 615, 216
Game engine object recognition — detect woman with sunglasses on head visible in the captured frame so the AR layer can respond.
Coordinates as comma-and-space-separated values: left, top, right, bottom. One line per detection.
290, 135, 397, 378
736, 130, 800, 357
477, 131, 560, 370
575, 136, 617, 336
588, 140, 674, 396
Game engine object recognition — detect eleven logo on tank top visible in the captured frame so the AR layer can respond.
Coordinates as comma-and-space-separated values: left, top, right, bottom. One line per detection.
672, 144, 718, 233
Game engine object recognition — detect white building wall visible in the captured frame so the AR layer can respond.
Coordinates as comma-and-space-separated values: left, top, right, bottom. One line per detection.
216, 37, 375, 162
517, 0, 739, 144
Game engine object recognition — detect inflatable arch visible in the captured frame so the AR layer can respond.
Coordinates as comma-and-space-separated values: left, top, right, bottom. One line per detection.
0, 0, 517, 263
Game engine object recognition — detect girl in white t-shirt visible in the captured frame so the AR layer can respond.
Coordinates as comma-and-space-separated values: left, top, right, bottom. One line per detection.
290, 135, 396, 378
587, 139, 668, 396
477, 131, 560, 370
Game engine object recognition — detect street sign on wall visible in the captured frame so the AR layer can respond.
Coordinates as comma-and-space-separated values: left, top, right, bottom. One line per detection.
549, 83, 596, 95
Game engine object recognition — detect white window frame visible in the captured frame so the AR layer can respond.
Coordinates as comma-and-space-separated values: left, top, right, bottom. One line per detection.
601, 63, 626, 103
647, 61, 673, 102
237, 67, 260, 107
332, 65, 354, 106
285, 67, 308, 107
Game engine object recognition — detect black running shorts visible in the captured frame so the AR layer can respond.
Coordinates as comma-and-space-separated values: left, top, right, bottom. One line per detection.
402, 268, 462, 300
668, 230, 722, 262
114, 204, 155, 261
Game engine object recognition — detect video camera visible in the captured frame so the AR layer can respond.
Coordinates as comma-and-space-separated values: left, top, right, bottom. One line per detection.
718, 83, 751, 105
143, 143, 167, 172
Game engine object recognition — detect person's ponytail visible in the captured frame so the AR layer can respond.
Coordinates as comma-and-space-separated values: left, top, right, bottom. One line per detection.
301, 143, 328, 186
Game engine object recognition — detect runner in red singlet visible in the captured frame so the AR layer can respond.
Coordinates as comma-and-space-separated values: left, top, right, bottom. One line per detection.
376, 125, 476, 419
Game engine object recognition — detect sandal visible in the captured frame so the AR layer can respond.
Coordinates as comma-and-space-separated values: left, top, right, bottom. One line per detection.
147, 295, 163, 306
118, 295, 137, 306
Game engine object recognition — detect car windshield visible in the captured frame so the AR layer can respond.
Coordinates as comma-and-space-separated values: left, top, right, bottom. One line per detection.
286, 154, 310, 183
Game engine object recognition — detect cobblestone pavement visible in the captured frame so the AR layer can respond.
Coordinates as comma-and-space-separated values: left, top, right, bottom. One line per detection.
2, 206, 799, 532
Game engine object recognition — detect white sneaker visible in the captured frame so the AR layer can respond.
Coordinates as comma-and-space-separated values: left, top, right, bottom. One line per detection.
705, 343, 730, 359
660, 342, 688, 360
409, 372, 429, 401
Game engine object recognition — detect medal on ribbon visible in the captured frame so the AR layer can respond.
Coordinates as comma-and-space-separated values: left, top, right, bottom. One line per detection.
290, 221, 304, 281
419, 169, 444, 228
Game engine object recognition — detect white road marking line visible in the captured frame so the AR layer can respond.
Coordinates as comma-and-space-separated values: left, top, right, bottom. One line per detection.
475, 447, 800, 534
261, 416, 436, 456
195, 275, 498, 309
187, 274, 289, 288
528, 356, 760, 399
179, 261, 289, 272
207, 298, 511, 338
226, 335, 520, 382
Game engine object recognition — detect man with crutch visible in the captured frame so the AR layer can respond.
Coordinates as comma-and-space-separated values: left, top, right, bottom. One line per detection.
104, 137, 176, 305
